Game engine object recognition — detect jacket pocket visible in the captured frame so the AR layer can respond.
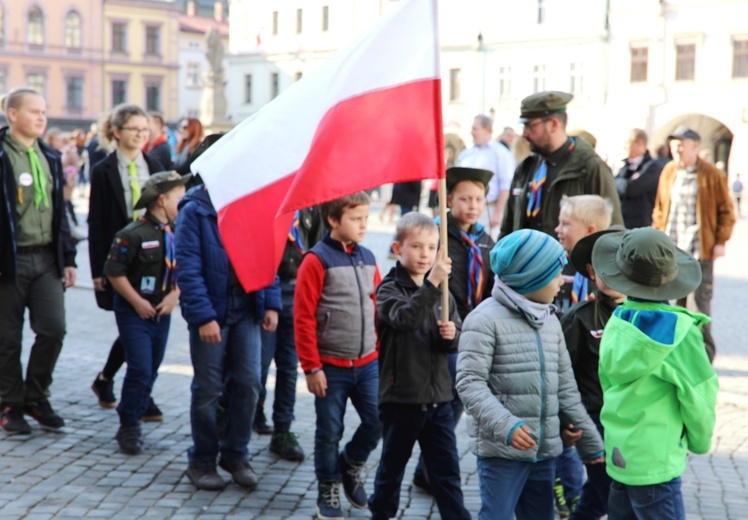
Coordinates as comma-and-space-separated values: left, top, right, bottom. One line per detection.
138, 247, 163, 263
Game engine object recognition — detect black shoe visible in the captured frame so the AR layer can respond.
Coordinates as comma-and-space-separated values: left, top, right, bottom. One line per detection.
253, 407, 273, 435
23, 401, 65, 431
185, 465, 226, 490
0, 406, 32, 435
219, 458, 258, 490
142, 398, 163, 422
269, 431, 305, 462
554, 477, 571, 518
116, 425, 142, 455
340, 450, 368, 509
316, 480, 344, 520
91, 373, 117, 409
412, 467, 433, 495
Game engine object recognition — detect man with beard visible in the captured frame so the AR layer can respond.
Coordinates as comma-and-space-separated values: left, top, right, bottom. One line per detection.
500, 91, 622, 239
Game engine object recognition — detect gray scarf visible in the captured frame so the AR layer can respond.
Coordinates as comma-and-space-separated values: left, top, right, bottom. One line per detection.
491, 277, 555, 329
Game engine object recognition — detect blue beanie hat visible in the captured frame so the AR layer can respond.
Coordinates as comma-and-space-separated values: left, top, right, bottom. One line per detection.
490, 229, 567, 295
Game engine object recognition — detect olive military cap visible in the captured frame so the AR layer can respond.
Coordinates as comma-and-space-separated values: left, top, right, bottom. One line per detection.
134, 170, 191, 210
519, 91, 574, 123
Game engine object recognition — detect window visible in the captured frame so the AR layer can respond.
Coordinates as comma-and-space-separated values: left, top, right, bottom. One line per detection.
244, 74, 252, 103
146, 26, 160, 56
27, 6, 45, 47
533, 65, 546, 93
537, 0, 546, 24
448, 68, 460, 102
0, 70, 7, 97
0, 5, 6, 45
145, 81, 160, 111
66, 76, 83, 109
187, 62, 200, 87
630, 47, 648, 82
499, 66, 511, 98
27, 73, 45, 97
65, 11, 82, 50
675, 43, 695, 81
272, 11, 278, 35
112, 22, 127, 52
112, 80, 127, 105
569, 62, 583, 94
271, 72, 279, 99
322, 6, 329, 32
296, 9, 302, 34
733, 40, 748, 78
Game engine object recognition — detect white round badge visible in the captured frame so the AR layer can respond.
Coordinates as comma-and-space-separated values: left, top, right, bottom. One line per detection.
19, 172, 33, 187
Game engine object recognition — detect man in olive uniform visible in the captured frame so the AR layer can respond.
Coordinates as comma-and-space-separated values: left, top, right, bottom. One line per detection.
500, 91, 623, 239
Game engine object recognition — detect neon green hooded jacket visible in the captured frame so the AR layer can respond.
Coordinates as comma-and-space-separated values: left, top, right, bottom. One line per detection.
599, 300, 718, 486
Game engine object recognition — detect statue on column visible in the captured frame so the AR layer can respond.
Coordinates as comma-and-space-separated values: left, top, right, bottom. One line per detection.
200, 25, 230, 129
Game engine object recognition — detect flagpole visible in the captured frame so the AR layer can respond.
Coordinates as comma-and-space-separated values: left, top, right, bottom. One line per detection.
439, 178, 449, 323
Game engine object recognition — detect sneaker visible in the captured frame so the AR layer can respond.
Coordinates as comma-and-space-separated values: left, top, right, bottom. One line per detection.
569, 494, 581, 513
252, 406, 273, 435
116, 425, 142, 455
269, 431, 305, 462
340, 450, 368, 509
316, 480, 344, 520
412, 467, 433, 495
142, 398, 163, 422
0, 406, 32, 435
91, 373, 116, 409
219, 458, 258, 490
554, 477, 571, 518
23, 401, 65, 431
185, 465, 226, 490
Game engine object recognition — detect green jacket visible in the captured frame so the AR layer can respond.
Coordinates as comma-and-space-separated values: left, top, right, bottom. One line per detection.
500, 137, 623, 239
599, 300, 718, 486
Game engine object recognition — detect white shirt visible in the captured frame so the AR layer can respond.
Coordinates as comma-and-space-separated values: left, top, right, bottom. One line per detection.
457, 140, 516, 203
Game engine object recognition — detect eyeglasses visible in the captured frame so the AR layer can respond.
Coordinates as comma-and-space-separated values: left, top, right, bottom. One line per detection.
522, 118, 549, 132
121, 127, 150, 135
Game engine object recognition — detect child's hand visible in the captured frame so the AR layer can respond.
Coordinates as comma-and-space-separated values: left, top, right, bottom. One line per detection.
438, 320, 456, 340
133, 297, 157, 320
510, 425, 536, 451
262, 310, 279, 332
155, 291, 179, 316
561, 424, 583, 446
427, 249, 452, 287
199, 320, 222, 344
584, 455, 605, 465
306, 370, 327, 397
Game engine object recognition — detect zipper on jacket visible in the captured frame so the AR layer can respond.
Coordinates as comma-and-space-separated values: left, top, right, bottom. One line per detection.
0, 150, 18, 255
350, 252, 366, 358
534, 329, 547, 451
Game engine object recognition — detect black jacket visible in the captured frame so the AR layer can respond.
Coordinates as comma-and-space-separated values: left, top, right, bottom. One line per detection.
376, 263, 461, 405
615, 150, 666, 229
277, 207, 324, 282
0, 126, 76, 280
559, 291, 619, 414
88, 151, 163, 309
146, 140, 172, 171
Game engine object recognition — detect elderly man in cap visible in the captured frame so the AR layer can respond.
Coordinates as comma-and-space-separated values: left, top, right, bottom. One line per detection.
652, 125, 735, 362
500, 91, 622, 240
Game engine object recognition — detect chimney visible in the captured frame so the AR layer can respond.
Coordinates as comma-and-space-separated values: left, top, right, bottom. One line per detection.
186, 0, 196, 17
214, 1, 225, 22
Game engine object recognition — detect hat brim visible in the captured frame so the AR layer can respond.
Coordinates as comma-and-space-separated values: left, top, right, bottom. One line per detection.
591, 233, 702, 301
446, 167, 493, 194
133, 174, 192, 210
570, 225, 626, 275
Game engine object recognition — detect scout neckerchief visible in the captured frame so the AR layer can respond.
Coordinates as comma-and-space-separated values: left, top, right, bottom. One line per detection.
526, 137, 576, 218
447, 225, 485, 311
27, 146, 49, 208
288, 210, 305, 254
570, 271, 589, 305
138, 216, 176, 292
128, 162, 141, 219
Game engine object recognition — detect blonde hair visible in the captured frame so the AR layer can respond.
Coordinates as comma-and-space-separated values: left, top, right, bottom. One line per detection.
0, 86, 41, 114
559, 195, 612, 231
394, 212, 437, 243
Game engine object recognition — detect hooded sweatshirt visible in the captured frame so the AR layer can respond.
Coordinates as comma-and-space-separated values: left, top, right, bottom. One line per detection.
599, 299, 718, 486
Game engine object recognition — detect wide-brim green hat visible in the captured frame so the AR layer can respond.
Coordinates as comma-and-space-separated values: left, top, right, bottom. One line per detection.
134, 170, 191, 210
591, 227, 701, 301
446, 167, 493, 194
570, 225, 626, 276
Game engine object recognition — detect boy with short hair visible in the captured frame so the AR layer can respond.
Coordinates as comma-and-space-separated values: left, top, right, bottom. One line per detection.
368, 212, 470, 520
294, 192, 382, 520
594, 227, 718, 519
103, 171, 189, 454
456, 229, 605, 520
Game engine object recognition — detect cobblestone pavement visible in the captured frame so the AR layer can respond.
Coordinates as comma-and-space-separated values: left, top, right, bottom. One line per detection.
0, 196, 746, 519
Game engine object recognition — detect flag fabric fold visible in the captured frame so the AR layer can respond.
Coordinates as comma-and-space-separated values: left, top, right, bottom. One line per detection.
192, 0, 444, 292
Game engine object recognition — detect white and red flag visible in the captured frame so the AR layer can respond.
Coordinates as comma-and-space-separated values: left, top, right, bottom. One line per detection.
192, 0, 444, 292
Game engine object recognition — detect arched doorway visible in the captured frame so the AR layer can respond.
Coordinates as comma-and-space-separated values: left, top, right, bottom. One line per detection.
654, 114, 733, 173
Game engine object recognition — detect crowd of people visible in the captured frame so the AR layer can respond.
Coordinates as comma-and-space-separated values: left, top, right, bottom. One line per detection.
0, 84, 734, 520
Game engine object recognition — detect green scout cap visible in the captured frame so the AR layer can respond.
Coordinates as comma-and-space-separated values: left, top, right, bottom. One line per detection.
446, 166, 494, 194
519, 91, 574, 123
134, 170, 191, 210
570, 225, 626, 276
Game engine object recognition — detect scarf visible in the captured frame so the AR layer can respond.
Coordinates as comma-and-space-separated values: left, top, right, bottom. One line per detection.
492, 278, 554, 329
526, 138, 576, 218
140, 216, 176, 292
459, 228, 485, 310
570, 271, 589, 305
27, 146, 49, 208
288, 210, 305, 254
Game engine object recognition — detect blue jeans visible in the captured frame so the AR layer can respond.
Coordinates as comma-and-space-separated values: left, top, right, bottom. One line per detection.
571, 413, 611, 520
259, 282, 298, 431
114, 295, 171, 428
314, 360, 382, 481
188, 288, 262, 467
477, 456, 556, 520
369, 402, 470, 520
608, 477, 685, 520
557, 444, 585, 501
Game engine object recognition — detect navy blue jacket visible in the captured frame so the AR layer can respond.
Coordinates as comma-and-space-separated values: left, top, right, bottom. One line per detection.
174, 185, 281, 327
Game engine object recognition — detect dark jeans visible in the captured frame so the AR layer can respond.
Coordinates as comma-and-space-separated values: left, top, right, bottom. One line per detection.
0, 249, 66, 405
571, 413, 611, 520
314, 360, 381, 481
557, 444, 584, 501
608, 477, 685, 520
476, 456, 556, 520
259, 282, 298, 431
114, 295, 171, 427
369, 402, 470, 520
677, 259, 715, 362
188, 288, 262, 467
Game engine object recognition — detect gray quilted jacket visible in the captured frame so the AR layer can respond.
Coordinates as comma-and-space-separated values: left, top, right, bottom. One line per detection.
456, 279, 604, 461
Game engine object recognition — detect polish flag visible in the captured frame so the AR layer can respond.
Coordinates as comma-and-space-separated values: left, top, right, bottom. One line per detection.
192, 0, 444, 292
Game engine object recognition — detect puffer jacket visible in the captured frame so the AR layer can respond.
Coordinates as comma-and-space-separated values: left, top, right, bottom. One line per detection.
456, 279, 604, 461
